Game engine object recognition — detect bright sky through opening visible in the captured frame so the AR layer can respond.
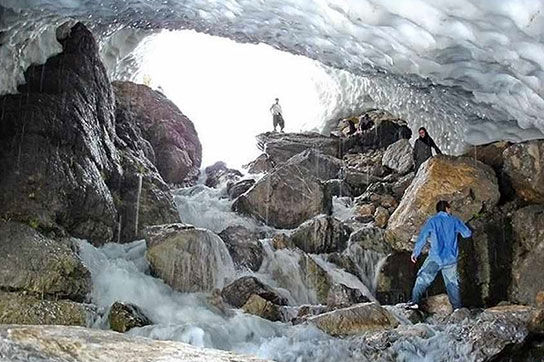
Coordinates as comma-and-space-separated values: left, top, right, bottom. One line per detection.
138, 30, 336, 169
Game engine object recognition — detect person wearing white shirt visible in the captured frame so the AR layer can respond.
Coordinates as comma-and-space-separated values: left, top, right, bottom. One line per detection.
269, 98, 284, 132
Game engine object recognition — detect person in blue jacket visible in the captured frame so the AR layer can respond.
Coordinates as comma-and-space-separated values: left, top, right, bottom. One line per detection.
406, 200, 472, 310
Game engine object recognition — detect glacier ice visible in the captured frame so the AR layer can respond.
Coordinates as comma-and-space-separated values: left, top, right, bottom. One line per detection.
1, 0, 543, 156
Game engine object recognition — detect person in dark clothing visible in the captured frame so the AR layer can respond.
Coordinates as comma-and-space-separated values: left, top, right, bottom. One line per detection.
413, 127, 441, 172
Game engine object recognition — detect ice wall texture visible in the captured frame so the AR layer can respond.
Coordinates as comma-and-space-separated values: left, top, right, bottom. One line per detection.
1, 0, 543, 153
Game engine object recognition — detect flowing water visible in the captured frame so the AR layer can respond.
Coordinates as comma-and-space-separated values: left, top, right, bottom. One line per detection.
76, 181, 474, 361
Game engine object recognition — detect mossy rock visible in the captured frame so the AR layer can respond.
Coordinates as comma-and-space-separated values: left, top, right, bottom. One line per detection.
0, 291, 95, 326
108, 302, 152, 333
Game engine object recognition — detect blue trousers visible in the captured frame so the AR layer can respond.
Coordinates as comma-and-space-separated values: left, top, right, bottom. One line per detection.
411, 258, 462, 309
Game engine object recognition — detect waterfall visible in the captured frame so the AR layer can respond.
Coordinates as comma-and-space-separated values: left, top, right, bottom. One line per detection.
134, 173, 143, 236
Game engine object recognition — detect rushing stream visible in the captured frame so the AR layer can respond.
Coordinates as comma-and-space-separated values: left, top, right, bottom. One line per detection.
75, 181, 479, 361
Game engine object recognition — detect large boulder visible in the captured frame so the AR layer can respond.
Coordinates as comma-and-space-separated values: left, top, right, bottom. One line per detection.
0, 23, 121, 244
307, 303, 399, 336
382, 139, 414, 174
144, 224, 235, 293
232, 162, 332, 229
108, 302, 152, 333
113, 146, 179, 242
458, 209, 513, 307
0, 222, 91, 301
256, 132, 340, 164
326, 283, 370, 309
290, 215, 350, 254
241, 294, 283, 322
112, 81, 202, 185
503, 140, 544, 204
0, 292, 95, 326
283, 149, 344, 181
221, 276, 288, 308
227, 179, 255, 200
218, 226, 264, 272
0, 325, 267, 362
244, 153, 275, 174
386, 155, 500, 250
510, 205, 544, 306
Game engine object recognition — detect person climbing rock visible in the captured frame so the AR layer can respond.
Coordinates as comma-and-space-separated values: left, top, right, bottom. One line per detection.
413, 127, 441, 171
270, 98, 284, 132
406, 200, 472, 311
346, 119, 357, 135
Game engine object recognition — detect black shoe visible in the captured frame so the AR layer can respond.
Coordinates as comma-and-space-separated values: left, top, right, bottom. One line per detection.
405, 302, 419, 310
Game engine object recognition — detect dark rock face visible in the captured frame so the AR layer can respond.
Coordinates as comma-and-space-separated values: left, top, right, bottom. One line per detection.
503, 140, 544, 204
341, 118, 412, 154
0, 22, 120, 244
232, 162, 332, 229
218, 226, 264, 272
227, 179, 255, 200
256, 132, 340, 164
112, 81, 202, 185
0, 221, 91, 302
327, 283, 370, 309
510, 205, 544, 306
114, 106, 179, 242
290, 215, 350, 254
108, 302, 152, 333
204, 161, 243, 188
458, 209, 513, 307
221, 276, 288, 308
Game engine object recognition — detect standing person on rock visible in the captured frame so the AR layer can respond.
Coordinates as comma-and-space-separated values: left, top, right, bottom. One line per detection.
406, 200, 472, 311
270, 98, 284, 132
413, 127, 441, 172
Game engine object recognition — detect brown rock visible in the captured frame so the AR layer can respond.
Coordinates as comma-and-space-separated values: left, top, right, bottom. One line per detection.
272, 233, 291, 250
221, 276, 287, 308
421, 294, 453, 314
510, 205, 544, 306
244, 153, 275, 174
113, 81, 202, 184
503, 140, 544, 203
144, 224, 234, 293
108, 302, 151, 333
536, 291, 544, 308
386, 155, 500, 250
357, 204, 376, 217
232, 162, 331, 229
307, 303, 399, 336
290, 215, 350, 254
374, 206, 390, 228
242, 294, 283, 322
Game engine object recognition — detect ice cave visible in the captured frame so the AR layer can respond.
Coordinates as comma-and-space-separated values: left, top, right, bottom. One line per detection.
0, 1, 543, 361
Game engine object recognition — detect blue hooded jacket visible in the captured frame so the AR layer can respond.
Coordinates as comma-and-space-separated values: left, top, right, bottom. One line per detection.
412, 211, 472, 266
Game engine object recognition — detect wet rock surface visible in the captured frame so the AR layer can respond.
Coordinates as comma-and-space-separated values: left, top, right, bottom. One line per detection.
0, 222, 91, 301
233, 162, 331, 229
227, 179, 255, 200
204, 161, 243, 188
327, 283, 370, 309
307, 302, 399, 336
113, 81, 202, 185
0, 292, 95, 326
108, 302, 152, 333
382, 139, 414, 174
290, 215, 350, 254
241, 294, 283, 322
221, 276, 287, 308
0, 22, 120, 244
244, 153, 275, 174
0, 325, 267, 362
218, 226, 264, 272
144, 224, 234, 293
